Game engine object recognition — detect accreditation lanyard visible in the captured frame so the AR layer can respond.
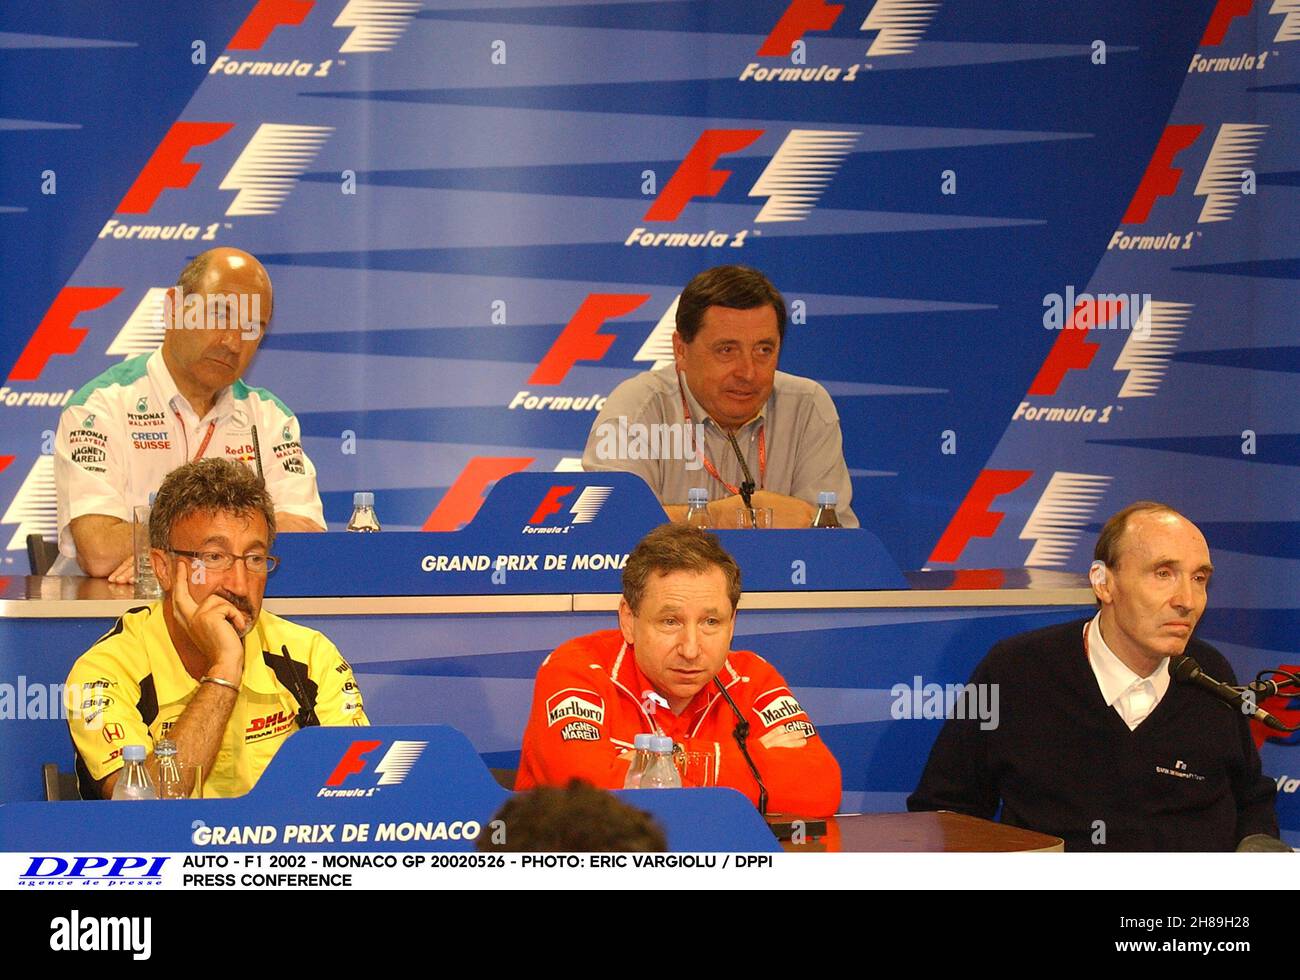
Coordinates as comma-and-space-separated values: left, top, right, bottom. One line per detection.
678, 382, 766, 497
174, 412, 217, 462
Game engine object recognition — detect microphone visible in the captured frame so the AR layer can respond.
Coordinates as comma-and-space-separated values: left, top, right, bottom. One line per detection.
1172, 657, 1292, 732
723, 429, 758, 522
713, 676, 768, 815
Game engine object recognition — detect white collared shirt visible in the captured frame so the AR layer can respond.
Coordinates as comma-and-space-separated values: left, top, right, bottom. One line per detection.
54, 349, 324, 565
1086, 613, 1170, 730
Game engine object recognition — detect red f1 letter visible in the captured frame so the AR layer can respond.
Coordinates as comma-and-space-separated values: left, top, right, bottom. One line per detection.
1121, 125, 1204, 224
422, 457, 534, 531
645, 129, 765, 222
8, 287, 123, 381
529, 486, 574, 525
529, 294, 650, 385
928, 470, 1034, 564
116, 122, 235, 214
1200, 0, 1254, 46
325, 739, 381, 786
228, 0, 315, 50
1027, 302, 1111, 396
758, 0, 845, 56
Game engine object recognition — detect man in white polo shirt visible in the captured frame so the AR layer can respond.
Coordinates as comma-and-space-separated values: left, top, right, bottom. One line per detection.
53, 247, 324, 581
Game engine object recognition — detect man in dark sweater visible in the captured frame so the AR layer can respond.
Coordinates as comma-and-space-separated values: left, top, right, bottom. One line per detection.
909, 502, 1279, 851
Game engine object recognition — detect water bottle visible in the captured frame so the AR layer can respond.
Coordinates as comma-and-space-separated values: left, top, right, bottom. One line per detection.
155, 738, 186, 799
685, 488, 712, 528
111, 744, 158, 800
622, 733, 656, 789
346, 492, 381, 532
811, 491, 842, 528
639, 735, 682, 789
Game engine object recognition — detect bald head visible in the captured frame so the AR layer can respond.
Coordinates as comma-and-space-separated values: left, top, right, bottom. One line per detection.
162, 248, 273, 408
176, 248, 273, 320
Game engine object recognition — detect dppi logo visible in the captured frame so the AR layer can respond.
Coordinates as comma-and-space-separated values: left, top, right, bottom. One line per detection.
626, 128, 859, 247
319, 739, 427, 797
1199, 0, 1300, 46
227, 0, 420, 55
1112, 123, 1268, 243
98, 121, 332, 241
20, 856, 168, 886
528, 485, 614, 528
929, 470, 1111, 568
758, 0, 941, 58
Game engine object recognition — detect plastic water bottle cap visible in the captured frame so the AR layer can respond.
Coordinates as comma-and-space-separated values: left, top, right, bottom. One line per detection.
122, 745, 147, 762
687, 488, 708, 505
633, 733, 655, 750
155, 739, 177, 757
353, 491, 374, 507
649, 735, 674, 754
817, 491, 837, 506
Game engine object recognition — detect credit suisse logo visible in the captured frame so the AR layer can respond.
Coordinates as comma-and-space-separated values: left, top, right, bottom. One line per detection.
1110, 123, 1268, 250
98, 121, 332, 243
320, 739, 427, 797
627, 128, 859, 248
929, 469, 1111, 568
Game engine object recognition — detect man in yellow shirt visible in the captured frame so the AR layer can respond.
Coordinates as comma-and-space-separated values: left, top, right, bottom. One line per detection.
67, 458, 367, 798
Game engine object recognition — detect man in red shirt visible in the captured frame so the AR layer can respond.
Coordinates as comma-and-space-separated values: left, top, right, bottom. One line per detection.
516, 524, 841, 816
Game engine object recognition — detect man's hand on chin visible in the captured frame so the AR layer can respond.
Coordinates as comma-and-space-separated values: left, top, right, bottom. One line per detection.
274, 512, 325, 532
171, 566, 246, 679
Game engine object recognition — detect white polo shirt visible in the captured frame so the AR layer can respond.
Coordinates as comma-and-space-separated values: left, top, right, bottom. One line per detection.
53, 349, 325, 566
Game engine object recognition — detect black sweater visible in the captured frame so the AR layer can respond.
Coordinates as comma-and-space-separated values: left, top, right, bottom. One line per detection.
908, 618, 1279, 851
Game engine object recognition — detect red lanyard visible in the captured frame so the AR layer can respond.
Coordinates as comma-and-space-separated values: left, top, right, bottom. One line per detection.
175, 412, 217, 462
678, 380, 766, 497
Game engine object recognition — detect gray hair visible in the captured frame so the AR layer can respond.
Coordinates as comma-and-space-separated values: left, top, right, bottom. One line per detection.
149, 458, 276, 551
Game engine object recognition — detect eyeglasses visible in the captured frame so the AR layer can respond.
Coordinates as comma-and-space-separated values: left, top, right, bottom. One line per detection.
168, 549, 279, 574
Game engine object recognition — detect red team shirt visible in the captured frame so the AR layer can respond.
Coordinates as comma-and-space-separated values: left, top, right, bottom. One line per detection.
517, 630, 842, 816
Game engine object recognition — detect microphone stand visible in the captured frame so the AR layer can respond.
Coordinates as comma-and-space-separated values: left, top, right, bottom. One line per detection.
725, 429, 758, 528
714, 677, 768, 815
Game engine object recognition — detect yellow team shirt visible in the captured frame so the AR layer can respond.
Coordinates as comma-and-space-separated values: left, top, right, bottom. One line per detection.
66, 603, 369, 798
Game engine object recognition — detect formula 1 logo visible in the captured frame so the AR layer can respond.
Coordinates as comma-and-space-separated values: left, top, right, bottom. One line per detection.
7, 286, 122, 383
510, 292, 680, 410
110, 122, 332, 221
1013, 298, 1193, 423
528, 485, 614, 527
321, 739, 427, 796
758, 0, 940, 58
1199, 0, 1300, 46
107, 289, 169, 358
642, 128, 859, 224
929, 469, 1110, 567
0, 455, 55, 552
928, 469, 1033, 564
1117, 123, 1268, 232
228, 0, 420, 54
1018, 472, 1111, 568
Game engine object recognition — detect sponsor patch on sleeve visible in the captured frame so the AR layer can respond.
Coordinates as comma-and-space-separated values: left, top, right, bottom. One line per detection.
546, 688, 605, 728
753, 687, 811, 731
560, 720, 602, 742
